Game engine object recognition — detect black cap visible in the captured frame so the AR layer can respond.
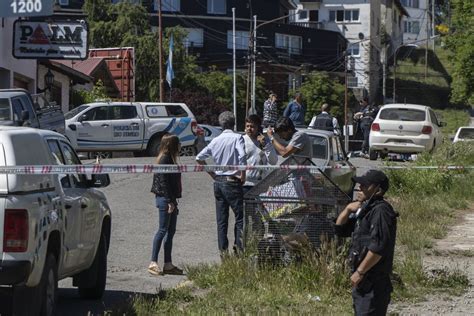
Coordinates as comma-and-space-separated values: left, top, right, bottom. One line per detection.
352, 170, 389, 191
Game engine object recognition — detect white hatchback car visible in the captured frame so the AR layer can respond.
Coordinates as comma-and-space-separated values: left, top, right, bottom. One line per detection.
369, 104, 445, 160
453, 126, 474, 143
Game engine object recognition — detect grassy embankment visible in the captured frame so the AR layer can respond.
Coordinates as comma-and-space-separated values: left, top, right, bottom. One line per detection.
129, 111, 472, 314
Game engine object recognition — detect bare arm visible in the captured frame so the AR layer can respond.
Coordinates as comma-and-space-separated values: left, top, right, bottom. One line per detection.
350, 251, 382, 287
336, 201, 361, 225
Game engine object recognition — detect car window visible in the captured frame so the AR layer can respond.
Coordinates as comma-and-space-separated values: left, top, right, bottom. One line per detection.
11, 98, 24, 121
109, 105, 138, 120
65, 105, 89, 120
331, 137, 344, 161
458, 128, 474, 139
19, 95, 35, 120
0, 98, 11, 120
379, 108, 426, 121
59, 141, 88, 188
47, 139, 70, 188
310, 136, 328, 160
429, 110, 439, 126
203, 127, 211, 137
83, 106, 108, 121
145, 105, 167, 117
165, 105, 188, 117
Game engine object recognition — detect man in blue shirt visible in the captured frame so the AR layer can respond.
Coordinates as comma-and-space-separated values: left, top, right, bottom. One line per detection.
283, 92, 306, 126
196, 111, 247, 253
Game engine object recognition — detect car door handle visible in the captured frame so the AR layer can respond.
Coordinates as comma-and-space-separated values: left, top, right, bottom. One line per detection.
130, 122, 139, 126
65, 204, 72, 209
80, 203, 88, 209
101, 124, 109, 127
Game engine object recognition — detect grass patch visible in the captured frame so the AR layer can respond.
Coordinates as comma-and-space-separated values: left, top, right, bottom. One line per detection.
435, 108, 471, 134
131, 142, 473, 314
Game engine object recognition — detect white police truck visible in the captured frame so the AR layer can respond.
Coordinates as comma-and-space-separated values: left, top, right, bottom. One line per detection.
65, 102, 199, 157
0, 127, 111, 315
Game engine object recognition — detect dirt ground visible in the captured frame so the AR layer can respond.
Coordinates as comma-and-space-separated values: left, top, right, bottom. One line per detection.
390, 209, 474, 315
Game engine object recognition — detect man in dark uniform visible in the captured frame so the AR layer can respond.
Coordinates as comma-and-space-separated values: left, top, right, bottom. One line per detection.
354, 99, 378, 157
335, 170, 398, 315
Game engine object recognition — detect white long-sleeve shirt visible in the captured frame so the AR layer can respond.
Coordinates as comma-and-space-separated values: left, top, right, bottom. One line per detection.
243, 134, 278, 186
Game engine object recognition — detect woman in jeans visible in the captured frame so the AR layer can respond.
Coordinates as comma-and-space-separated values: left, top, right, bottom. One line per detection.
148, 133, 183, 275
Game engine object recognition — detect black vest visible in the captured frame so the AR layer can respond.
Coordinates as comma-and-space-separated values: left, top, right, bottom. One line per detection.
313, 113, 333, 131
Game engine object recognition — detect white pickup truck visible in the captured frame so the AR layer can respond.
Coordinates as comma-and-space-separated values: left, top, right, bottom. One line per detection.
65, 102, 199, 157
0, 127, 111, 315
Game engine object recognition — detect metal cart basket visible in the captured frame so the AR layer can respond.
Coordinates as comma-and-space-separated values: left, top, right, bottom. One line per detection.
243, 157, 352, 265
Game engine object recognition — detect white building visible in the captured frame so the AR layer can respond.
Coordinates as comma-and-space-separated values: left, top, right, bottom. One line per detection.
292, 0, 407, 102
0, 18, 37, 92
400, 0, 431, 44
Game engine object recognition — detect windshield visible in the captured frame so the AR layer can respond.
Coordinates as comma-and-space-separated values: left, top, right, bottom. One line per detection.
458, 128, 474, 139
65, 105, 89, 120
379, 108, 426, 121
0, 98, 11, 120
310, 136, 328, 160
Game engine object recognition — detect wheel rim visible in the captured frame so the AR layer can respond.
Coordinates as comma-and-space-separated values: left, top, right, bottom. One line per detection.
180, 146, 195, 156
45, 269, 56, 316
90, 152, 111, 160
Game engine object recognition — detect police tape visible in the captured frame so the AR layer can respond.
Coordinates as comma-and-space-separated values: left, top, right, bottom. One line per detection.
0, 164, 472, 175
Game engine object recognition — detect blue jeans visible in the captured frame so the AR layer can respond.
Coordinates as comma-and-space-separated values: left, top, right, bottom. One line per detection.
151, 196, 178, 263
213, 180, 244, 252
361, 124, 371, 154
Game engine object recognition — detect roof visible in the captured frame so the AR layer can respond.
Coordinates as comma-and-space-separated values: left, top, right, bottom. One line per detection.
56, 58, 104, 76
297, 127, 336, 137
0, 89, 31, 98
40, 60, 93, 85
381, 103, 430, 111
0, 126, 64, 138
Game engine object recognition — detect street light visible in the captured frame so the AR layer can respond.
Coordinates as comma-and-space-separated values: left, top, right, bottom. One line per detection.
44, 69, 55, 90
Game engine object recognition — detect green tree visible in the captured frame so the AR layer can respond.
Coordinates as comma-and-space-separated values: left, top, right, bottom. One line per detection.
446, 0, 474, 106
70, 80, 109, 107
299, 72, 350, 123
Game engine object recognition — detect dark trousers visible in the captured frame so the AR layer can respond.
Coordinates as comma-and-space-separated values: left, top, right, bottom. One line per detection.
352, 275, 392, 316
361, 124, 371, 154
213, 180, 244, 252
151, 196, 178, 263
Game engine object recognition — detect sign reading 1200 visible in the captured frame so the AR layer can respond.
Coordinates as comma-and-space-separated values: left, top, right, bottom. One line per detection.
1, 0, 53, 17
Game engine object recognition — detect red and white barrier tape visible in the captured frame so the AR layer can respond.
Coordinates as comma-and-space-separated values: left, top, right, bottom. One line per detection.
0, 164, 472, 175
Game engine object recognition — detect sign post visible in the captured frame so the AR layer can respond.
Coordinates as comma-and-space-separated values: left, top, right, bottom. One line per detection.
0, 0, 53, 18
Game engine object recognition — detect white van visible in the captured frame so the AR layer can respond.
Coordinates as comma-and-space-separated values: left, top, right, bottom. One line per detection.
65, 102, 199, 157
0, 127, 111, 315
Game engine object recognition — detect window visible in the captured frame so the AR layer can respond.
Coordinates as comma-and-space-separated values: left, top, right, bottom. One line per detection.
184, 28, 204, 47
59, 141, 87, 188
83, 106, 108, 121
109, 106, 137, 120
401, 0, 419, 8
329, 9, 359, 22
429, 110, 439, 126
207, 0, 226, 14
404, 21, 420, 34
47, 140, 70, 188
298, 10, 308, 20
227, 31, 249, 50
309, 10, 319, 22
347, 42, 360, 56
310, 136, 328, 160
379, 108, 426, 121
154, 0, 180, 11
58, 0, 69, 5
331, 137, 344, 161
165, 105, 188, 117
0, 98, 10, 120
275, 33, 302, 55
146, 105, 167, 117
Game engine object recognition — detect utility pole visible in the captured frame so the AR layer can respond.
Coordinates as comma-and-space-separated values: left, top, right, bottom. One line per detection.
382, 45, 387, 103
250, 15, 257, 115
425, 8, 429, 81
393, 51, 397, 103
232, 8, 237, 131
158, 0, 164, 102
432, 0, 436, 51
344, 52, 349, 153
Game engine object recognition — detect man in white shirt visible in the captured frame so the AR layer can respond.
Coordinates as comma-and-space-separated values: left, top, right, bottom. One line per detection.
267, 117, 312, 163
243, 114, 278, 195
196, 111, 247, 253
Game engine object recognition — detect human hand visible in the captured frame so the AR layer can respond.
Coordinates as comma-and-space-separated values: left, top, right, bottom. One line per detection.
168, 203, 176, 214
267, 127, 274, 137
351, 271, 364, 288
345, 201, 362, 213
257, 134, 266, 147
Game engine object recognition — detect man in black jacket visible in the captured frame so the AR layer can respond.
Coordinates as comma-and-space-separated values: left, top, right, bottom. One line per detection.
335, 170, 398, 315
309, 103, 340, 134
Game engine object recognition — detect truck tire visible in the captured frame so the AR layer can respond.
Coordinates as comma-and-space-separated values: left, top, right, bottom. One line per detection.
147, 137, 162, 157
40, 254, 58, 316
88, 152, 112, 160
78, 233, 107, 299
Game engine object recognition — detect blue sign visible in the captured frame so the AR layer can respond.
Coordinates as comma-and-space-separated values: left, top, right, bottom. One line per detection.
1, 0, 53, 18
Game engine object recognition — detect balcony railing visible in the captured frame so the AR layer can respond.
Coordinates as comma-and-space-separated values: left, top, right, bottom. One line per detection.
290, 21, 324, 29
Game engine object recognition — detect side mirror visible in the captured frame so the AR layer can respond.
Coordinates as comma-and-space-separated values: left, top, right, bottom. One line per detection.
89, 174, 110, 188
439, 121, 447, 127
78, 114, 88, 123
21, 110, 29, 121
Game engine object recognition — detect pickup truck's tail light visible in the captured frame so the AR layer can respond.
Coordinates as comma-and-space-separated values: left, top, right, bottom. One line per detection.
4, 209, 28, 252
371, 123, 380, 132
421, 126, 432, 134
191, 120, 198, 135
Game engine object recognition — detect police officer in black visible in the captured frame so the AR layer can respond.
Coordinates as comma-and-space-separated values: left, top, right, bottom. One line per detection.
335, 170, 398, 315
354, 99, 378, 156
309, 103, 340, 134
